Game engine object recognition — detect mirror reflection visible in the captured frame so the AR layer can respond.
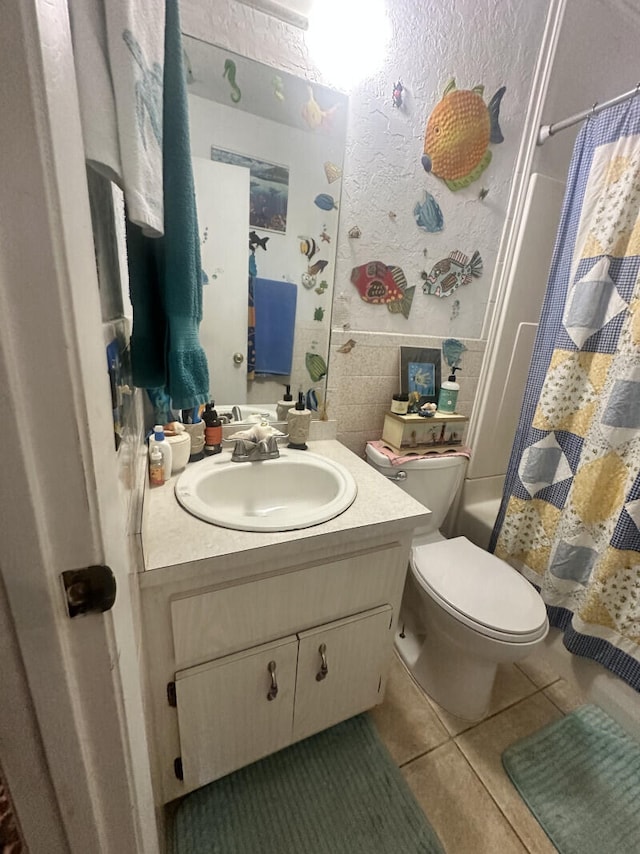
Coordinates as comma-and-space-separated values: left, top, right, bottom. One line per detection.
184, 36, 348, 417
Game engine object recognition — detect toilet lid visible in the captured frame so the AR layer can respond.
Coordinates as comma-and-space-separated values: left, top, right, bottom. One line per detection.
410, 537, 548, 641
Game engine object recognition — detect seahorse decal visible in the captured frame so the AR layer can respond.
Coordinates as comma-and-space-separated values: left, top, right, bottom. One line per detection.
223, 59, 242, 103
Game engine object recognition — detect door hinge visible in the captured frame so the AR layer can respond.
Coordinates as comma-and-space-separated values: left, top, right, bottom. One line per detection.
167, 682, 177, 707
174, 757, 184, 781
61, 565, 116, 618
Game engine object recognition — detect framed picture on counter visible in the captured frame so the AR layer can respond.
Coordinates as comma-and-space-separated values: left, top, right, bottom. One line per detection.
399, 346, 441, 406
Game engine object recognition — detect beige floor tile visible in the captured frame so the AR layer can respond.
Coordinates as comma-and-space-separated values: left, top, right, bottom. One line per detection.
402, 741, 529, 854
455, 693, 562, 854
369, 656, 449, 765
426, 663, 539, 737
543, 677, 587, 714
516, 650, 561, 689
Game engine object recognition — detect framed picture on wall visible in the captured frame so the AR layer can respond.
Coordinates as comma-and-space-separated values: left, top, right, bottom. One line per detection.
399, 347, 441, 406
211, 146, 289, 234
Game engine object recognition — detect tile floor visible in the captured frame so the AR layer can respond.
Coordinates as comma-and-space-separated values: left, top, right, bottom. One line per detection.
369, 651, 587, 854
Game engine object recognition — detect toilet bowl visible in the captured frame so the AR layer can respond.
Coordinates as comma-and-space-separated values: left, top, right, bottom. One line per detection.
366, 443, 549, 720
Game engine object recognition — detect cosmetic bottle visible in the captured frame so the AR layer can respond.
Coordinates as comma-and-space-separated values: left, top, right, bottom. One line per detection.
287, 392, 311, 450
148, 443, 164, 486
436, 367, 461, 414
276, 385, 295, 422
150, 425, 173, 481
391, 393, 409, 415
203, 403, 222, 455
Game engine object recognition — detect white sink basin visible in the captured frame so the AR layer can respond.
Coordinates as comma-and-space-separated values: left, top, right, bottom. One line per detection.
174, 450, 358, 532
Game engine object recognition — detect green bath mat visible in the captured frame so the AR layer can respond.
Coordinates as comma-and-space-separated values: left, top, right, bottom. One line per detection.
503, 704, 640, 854
171, 714, 444, 854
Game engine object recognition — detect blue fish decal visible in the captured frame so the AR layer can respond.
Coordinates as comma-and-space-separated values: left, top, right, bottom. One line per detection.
314, 193, 338, 211
442, 337, 467, 368
414, 191, 444, 233
423, 250, 483, 298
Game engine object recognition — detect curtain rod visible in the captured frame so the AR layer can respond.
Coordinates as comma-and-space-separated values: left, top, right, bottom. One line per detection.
537, 83, 640, 145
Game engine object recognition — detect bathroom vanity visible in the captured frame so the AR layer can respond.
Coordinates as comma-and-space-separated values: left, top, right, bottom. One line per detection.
138, 440, 428, 805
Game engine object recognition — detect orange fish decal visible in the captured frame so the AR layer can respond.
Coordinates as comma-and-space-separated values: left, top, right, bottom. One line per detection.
422, 79, 506, 191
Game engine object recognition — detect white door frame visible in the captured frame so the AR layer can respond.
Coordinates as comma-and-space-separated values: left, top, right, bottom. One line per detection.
0, 1, 157, 851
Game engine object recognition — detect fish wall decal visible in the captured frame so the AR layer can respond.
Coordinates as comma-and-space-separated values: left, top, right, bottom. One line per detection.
421, 79, 506, 191
414, 191, 444, 232
314, 193, 338, 211
351, 261, 415, 319
305, 352, 327, 382
422, 250, 483, 298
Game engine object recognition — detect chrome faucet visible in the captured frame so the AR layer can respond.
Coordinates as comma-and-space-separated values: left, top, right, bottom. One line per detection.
230, 434, 283, 462
231, 405, 242, 422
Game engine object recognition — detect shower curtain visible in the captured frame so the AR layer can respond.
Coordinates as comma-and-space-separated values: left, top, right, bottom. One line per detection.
491, 97, 640, 691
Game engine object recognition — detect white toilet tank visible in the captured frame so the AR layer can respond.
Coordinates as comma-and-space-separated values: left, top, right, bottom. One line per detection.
365, 444, 467, 535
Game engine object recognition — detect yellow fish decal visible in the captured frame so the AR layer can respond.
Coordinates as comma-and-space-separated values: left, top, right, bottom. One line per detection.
422, 79, 506, 191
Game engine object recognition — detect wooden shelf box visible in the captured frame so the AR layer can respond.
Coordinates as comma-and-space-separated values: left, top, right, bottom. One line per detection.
381, 411, 468, 455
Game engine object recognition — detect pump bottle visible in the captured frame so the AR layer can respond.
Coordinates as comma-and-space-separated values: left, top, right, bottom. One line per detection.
276, 385, 295, 422
436, 367, 461, 414
287, 391, 311, 450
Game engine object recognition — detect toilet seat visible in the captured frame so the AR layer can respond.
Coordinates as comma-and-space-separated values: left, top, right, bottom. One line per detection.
410, 537, 548, 643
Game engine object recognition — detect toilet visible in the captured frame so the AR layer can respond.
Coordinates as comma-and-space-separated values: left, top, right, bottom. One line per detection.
366, 443, 548, 721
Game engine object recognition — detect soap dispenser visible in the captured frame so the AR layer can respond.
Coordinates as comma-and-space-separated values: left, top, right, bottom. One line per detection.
437, 367, 461, 414
287, 391, 311, 450
276, 385, 295, 422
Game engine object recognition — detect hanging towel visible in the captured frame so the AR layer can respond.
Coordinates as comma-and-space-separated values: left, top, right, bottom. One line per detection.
127, 0, 209, 410
368, 440, 472, 466
68, 0, 164, 237
253, 279, 297, 376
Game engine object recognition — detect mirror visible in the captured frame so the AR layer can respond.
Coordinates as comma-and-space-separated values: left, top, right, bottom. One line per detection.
183, 36, 348, 416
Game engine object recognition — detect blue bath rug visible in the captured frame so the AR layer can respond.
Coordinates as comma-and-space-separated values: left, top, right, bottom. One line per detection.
171, 714, 444, 854
503, 704, 640, 854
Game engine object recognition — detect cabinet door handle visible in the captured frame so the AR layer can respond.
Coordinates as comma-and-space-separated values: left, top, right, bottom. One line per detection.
316, 643, 328, 681
267, 660, 278, 700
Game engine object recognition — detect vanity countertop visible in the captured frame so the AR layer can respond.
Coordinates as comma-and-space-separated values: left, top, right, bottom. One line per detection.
141, 439, 429, 575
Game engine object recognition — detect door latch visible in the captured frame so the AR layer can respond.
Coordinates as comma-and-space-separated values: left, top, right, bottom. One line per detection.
61, 565, 117, 618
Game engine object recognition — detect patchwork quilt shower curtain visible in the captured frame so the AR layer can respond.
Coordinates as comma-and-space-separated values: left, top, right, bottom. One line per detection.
491, 98, 640, 691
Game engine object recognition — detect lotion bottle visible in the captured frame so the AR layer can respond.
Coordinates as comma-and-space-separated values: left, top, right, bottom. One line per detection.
148, 443, 164, 486
150, 425, 173, 481
287, 391, 311, 450
436, 367, 461, 414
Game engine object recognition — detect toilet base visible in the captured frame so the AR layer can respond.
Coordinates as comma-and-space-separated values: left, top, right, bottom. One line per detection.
395, 621, 496, 722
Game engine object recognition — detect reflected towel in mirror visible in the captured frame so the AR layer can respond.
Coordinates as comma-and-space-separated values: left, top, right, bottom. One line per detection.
253, 279, 297, 376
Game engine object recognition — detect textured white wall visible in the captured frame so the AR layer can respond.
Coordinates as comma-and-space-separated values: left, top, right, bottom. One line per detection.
180, 0, 550, 449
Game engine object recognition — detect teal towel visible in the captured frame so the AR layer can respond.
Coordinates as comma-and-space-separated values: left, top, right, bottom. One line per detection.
254, 278, 297, 375
128, 0, 209, 410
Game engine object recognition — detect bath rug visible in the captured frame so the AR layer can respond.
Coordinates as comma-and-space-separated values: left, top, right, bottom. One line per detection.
171, 714, 444, 854
503, 704, 640, 854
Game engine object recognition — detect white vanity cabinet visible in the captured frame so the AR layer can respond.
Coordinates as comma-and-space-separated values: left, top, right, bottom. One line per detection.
139, 440, 430, 807
173, 604, 392, 792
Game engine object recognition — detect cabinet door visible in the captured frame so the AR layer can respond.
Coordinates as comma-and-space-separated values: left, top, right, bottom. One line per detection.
174, 635, 297, 790
293, 605, 393, 743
